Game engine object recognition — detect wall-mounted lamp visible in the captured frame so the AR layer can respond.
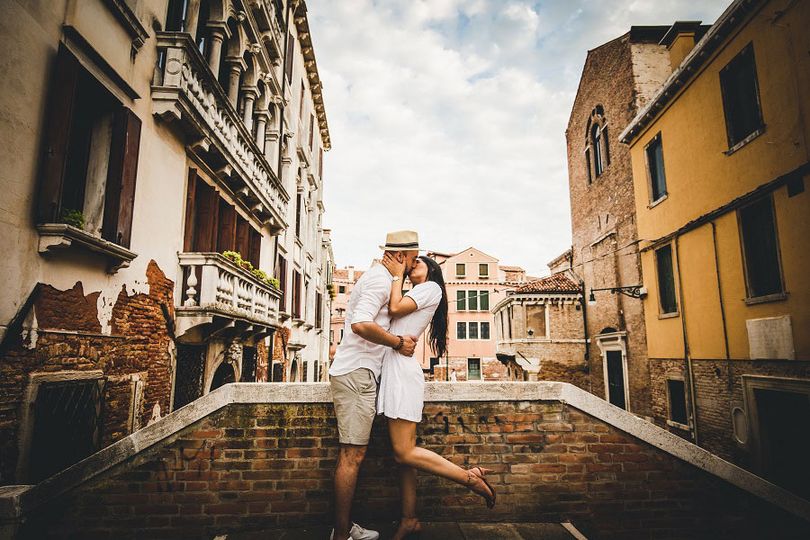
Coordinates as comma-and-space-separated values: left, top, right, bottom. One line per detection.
588, 285, 647, 305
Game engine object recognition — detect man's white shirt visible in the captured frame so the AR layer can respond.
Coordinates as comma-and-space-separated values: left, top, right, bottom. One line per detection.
328, 263, 393, 380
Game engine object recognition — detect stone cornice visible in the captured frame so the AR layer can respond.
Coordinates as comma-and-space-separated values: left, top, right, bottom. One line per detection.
293, 1, 331, 150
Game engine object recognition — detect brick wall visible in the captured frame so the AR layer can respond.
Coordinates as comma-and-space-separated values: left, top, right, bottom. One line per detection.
0, 261, 175, 485
566, 33, 667, 417
433, 357, 506, 382
19, 398, 810, 539
650, 358, 810, 467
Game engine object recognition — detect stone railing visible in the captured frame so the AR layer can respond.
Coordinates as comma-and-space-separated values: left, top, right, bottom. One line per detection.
2, 383, 810, 539
175, 252, 281, 336
152, 32, 288, 231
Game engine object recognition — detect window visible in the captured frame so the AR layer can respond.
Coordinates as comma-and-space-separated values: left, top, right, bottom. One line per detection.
338, 285, 346, 294
456, 290, 466, 311
292, 270, 302, 318
309, 114, 315, 150
479, 264, 489, 278
739, 195, 783, 298
456, 322, 490, 340
276, 255, 288, 312
720, 43, 764, 148
481, 322, 490, 340
467, 358, 481, 381
295, 191, 303, 238
319, 147, 324, 178
340, 328, 344, 342
592, 123, 604, 177
38, 45, 141, 248
655, 244, 678, 314
585, 147, 592, 184
469, 322, 479, 340
525, 305, 546, 338
479, 291, 490, 311
315, 292, 323, 328
302, 360, 308, 383
645, 133, 667, 202
467, 291, 478, 311
667, 379, 688, 426
456, 322, 466, 340
299, 82, 305, 119
456, 263, 466, 278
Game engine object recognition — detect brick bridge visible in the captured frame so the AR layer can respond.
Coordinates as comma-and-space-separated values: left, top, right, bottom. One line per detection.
1, 382, 809, 539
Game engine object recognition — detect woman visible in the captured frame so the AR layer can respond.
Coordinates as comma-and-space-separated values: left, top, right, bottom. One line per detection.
378, 254, 496, 539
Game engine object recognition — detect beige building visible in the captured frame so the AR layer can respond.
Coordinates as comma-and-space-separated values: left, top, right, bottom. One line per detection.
493, 272, 587, 386
0, 0, 331, 484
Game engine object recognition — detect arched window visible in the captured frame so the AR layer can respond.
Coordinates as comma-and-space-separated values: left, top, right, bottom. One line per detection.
585, 106, 610, 184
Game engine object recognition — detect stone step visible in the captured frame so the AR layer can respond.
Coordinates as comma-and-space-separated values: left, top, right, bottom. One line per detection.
221, 521, 579, 540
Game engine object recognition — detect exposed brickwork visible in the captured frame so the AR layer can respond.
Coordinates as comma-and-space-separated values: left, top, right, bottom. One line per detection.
650, 358, 810, 467
21, 400, 809, 539
0, 261, 175, 485
433, 357, 506, 382
566, 32, 673, 416
272, 327, 290, 382
254, 340, 269, 383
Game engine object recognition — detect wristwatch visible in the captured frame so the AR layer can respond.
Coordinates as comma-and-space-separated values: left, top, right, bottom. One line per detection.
392, 276, 401, 282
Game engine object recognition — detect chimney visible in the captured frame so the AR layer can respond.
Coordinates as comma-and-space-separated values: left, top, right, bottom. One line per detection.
660, 21, 703, 69
348, 265, 355, 282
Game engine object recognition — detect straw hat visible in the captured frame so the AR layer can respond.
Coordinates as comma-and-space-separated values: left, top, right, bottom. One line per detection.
379, 230, 421, 251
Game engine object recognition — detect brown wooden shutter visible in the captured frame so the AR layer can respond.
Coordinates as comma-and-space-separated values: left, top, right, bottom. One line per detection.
38, 45, 81, 224
235, 216, 250, 260
216, 201, 236, 252
276, 255, 287, 310
183, 169, 198, 252
103, 107, 142, 247
308, 114, 314, 149
318, 147, 323, 178
249, 228, 261, 269
193, 180, 218, 251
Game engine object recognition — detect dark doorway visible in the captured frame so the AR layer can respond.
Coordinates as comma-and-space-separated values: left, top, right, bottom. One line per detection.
241, 346, 257, 382
210, 362, 236, 391
29, 378, 104, 482
271, 362, 284, 382
290, 359, 298, 382
605, 350, 626, 409
755, 388, 810, 499
173, 344, 206, 410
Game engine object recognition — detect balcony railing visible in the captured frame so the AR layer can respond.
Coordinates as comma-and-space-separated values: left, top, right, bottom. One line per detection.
152, 32, 288, 232
176, 252, 281, 337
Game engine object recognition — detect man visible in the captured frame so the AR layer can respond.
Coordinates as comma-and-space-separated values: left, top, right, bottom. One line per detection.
329, 231, 421, 540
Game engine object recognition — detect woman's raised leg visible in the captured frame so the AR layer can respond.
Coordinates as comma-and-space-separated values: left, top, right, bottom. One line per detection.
387, 418, 495, 507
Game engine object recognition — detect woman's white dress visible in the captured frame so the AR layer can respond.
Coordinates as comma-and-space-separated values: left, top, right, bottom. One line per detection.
377, 281, 442, 422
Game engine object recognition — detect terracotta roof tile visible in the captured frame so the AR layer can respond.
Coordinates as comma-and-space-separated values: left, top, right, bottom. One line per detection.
513, 273, 580, 294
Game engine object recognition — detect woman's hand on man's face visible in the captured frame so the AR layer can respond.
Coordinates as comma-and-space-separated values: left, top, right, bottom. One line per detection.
382, 252, 406, 277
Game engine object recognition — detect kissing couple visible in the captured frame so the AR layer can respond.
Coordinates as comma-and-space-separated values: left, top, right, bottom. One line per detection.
328, 231, 496, 540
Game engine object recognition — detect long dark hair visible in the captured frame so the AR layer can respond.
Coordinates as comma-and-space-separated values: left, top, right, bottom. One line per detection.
420, 256, 448, 358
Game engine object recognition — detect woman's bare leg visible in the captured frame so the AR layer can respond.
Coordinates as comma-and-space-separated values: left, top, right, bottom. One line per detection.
393, 465, 421, 540
387, 418, 494, 502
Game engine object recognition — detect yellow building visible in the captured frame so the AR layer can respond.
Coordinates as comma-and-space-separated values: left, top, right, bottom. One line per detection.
619, 0, 810, 498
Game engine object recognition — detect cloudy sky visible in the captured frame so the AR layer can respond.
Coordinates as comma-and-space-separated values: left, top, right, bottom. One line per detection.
308, 0, 730, 276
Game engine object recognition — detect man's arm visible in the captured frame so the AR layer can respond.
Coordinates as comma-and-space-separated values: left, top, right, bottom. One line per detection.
350, 322, 417, 357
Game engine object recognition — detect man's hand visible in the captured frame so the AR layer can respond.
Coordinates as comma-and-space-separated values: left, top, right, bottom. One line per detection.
382, 252, 406, 278
399, 335, 417, 357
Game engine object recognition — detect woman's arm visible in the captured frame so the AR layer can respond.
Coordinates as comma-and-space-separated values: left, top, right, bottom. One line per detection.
381, 252, 418, 318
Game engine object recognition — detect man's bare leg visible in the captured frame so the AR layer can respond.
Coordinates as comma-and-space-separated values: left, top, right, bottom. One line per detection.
334, 444, 367, 540
394, 465, 421, 540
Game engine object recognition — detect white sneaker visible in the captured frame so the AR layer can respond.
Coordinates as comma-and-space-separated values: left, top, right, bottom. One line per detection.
329, 522, 380, 540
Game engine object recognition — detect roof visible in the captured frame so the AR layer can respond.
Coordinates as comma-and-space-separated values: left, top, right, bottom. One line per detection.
500, 265, 524, 272
512, 273, 580, 294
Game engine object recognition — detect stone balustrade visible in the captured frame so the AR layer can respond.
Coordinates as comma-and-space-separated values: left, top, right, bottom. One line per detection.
152, 32, 288, 231
176, 252, 281, 337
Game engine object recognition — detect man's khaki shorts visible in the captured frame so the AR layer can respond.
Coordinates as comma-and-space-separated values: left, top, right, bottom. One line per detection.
330, 368, 377, 445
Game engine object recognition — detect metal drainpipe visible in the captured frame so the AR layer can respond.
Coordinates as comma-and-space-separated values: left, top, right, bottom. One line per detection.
710, 222, 733, 393
674, 234, 699, 446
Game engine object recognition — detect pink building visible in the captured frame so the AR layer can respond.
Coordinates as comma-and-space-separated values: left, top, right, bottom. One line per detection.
328, 266, 364, 362
418, 248, 532, 381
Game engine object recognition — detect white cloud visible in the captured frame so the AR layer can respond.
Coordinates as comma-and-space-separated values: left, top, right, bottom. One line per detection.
308, 0, 729, 276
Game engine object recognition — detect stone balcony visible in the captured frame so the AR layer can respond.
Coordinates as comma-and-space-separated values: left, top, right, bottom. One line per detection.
2, 382, 809, 539
152, 32, 288, 232
176, 252, 281, 338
